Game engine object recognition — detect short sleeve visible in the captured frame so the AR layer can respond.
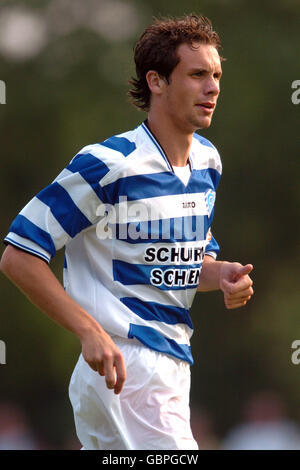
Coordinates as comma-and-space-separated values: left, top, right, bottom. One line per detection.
205, 229, 220, 259
4, 145, 110, 263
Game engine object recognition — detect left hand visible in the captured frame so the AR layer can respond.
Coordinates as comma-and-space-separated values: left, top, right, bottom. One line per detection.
219, 262, 254, 309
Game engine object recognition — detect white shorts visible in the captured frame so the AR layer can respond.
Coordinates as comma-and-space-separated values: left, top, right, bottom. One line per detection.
68, 336, 198, 450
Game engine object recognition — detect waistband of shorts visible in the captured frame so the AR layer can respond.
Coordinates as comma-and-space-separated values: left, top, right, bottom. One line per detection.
110, 335, 190, 370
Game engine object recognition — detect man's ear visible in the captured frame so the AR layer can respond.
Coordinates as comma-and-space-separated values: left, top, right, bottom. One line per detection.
146, 70, 167, 96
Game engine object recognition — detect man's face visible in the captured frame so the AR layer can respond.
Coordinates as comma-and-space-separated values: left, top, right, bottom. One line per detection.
162, 42, 222, 133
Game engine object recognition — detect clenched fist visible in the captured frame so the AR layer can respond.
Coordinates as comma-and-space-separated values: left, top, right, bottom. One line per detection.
219, 262, 254, 309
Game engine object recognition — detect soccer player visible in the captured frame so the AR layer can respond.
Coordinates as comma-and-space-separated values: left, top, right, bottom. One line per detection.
0, 15, 254, 450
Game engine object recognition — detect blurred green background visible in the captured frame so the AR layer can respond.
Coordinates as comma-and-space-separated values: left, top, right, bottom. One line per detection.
0, 0, 299, 449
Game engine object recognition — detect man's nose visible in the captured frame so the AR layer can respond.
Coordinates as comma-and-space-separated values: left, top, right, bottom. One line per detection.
204, 76, 220, 96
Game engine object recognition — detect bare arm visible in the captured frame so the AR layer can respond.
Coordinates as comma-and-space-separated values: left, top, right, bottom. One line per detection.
198, 255, 254, 309
197, 255, 224, 292
0, 244, 126, 394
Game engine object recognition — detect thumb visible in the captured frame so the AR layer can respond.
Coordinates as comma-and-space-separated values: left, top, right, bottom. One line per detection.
237, 264, 253, 277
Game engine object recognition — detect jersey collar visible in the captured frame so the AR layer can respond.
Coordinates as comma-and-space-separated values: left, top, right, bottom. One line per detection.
141, 121, 193, 172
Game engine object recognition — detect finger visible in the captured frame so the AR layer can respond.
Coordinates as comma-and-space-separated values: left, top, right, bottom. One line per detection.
226, 286, 254, 301
227, 292, 253, 303
237, 264, 253, 278
235, 273, 253, 288
89, 362, 98, 372
232, 274, 253, 291
113, 354, 126, 395
103, 354, 116, 390
226, 297, 252, 309
226, 300, 248, 309
226, 294, 252, 305
226, 298, 251, 308
222, 277, 253, 296
97, 362, 105, 376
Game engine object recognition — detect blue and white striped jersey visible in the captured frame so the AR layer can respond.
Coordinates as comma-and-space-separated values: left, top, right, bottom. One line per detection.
4, 122, 222, 365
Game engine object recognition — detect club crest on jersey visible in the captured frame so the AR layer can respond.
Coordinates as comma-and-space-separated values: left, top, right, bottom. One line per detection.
205, 189, 216, 217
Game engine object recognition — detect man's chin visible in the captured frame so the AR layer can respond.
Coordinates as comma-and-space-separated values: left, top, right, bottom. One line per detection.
192, 117, 212, 131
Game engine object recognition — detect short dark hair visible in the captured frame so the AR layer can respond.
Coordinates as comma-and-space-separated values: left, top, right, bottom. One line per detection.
128, 14, 223, 112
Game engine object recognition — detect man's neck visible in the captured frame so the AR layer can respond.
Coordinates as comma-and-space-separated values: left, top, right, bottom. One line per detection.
146, 113, 194, 167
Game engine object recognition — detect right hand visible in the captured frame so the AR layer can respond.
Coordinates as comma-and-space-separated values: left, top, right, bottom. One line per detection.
80, 327, 126, 395
0, 245, 127, 394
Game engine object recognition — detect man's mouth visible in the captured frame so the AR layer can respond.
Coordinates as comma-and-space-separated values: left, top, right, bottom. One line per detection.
196, 102, 215, 113
197, 102, 215, 109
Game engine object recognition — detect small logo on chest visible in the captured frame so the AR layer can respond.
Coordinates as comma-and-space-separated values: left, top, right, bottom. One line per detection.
205, 189, 216, 217
182, 201, 196, 209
